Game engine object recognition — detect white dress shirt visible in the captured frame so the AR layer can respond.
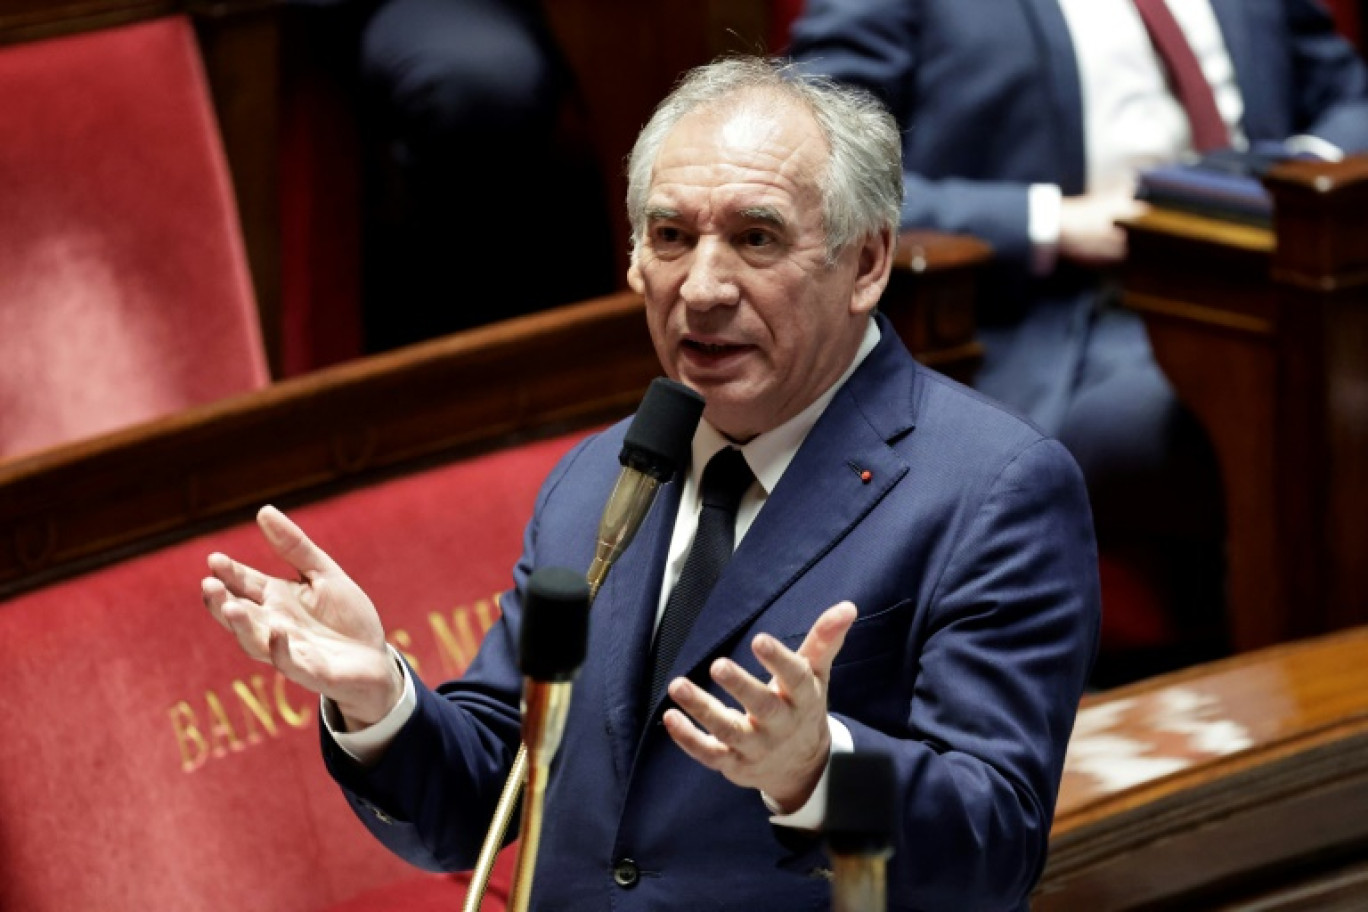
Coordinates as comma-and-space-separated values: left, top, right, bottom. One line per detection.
1031, 0, 1249, 270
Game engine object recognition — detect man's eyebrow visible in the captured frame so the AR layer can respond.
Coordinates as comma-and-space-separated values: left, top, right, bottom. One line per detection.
738, 206, 786, 229
644, 206, 680, 221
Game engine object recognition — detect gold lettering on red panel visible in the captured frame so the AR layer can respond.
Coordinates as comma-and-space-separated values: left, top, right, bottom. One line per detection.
205, 690, 245, 756
430, 608, 481, 677
232, 676, 280, 744
474, 596, 500, 635
273, 673, 313, 729
169, 701, 209, 773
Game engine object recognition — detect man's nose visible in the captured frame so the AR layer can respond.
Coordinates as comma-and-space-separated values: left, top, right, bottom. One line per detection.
680, 238, 740, 310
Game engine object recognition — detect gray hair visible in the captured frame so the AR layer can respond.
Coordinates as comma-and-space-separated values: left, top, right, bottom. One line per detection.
626, 56, 903, 263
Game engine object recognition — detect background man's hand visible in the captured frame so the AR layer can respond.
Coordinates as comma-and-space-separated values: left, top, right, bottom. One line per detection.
200, 506, 401, 730
662, 601, 857, 813
1059, 188, 1150, 267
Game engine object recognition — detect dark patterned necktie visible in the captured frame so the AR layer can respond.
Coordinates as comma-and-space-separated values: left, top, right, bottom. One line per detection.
648, 446, 754, 707
1132, 0, 1231, 152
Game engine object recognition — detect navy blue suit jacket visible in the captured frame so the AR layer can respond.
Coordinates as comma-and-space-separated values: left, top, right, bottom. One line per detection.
324, 317, 1101, 910
791, 0, 1368, 429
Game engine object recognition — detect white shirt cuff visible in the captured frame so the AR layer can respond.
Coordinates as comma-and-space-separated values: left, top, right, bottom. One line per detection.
1028, 183, 1062, 275
763, 715, 854, 830
322, 645, 417, 767
1283, 134, 1344, 162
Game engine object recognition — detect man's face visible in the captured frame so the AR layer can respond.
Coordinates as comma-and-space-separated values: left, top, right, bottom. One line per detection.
628, 96, 889, 441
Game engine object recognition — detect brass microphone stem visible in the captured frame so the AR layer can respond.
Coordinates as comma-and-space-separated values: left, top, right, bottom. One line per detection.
464, 473, 658, 910
831, 854, 890, 912
461, 745, 527, 912
506, 682, 572, 912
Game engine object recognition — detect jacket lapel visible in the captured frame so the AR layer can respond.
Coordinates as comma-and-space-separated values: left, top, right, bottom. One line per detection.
641, 318, 919, 723
599, 473, 682, 783
1018, 0, 1087, 194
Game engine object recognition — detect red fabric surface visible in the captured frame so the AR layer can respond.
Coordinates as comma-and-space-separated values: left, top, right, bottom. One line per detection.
324, 854, 514, 912
0, 431, 584, 911
0, 17, 269, 461
1097, 551, 1175, 650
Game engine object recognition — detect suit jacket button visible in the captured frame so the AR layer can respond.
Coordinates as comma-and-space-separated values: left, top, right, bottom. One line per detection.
612, 858, 640, 888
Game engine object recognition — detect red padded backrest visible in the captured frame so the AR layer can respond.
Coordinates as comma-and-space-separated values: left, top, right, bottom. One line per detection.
0, 431, 585, 910
0, 16, 269, 461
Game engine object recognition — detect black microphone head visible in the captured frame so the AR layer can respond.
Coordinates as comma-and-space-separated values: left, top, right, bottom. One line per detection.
620, 377, 705, 481
824, 751, 898, 855
518, 567, 591, 681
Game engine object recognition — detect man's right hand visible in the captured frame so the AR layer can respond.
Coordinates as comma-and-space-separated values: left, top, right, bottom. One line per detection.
200, 505, 402, 731
1059, 188, 1150, 267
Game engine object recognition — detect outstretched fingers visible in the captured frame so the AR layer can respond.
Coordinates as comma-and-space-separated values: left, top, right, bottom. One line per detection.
206, 551, 271, 603
219, 591, 274, 662
662, 703, 734, 770
785, 601, 857, 683
200, 576, 234, 630
257, 505, 339, 580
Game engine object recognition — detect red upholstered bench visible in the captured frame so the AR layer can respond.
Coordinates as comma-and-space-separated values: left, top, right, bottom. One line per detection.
0, 431, 588, 911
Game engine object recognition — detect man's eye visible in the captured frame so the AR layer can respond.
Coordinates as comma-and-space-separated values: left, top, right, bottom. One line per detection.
654, 226, 683, 245
741, 229, 774, 248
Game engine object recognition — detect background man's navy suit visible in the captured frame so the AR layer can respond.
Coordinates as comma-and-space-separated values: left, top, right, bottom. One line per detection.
791, 0, 1368, 429
324, 316, 1101, 911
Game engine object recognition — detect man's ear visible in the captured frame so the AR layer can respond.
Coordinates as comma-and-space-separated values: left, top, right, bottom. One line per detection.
627, 251, 645, 294
849, 227, 895, 317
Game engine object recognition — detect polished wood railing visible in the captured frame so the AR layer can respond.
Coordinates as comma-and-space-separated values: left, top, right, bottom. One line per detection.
0, 292, 653, 598
1038, 626, 1368, 910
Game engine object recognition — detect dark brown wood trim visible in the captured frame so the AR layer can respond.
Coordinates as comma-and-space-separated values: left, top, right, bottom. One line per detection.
0, 292, 658, 598
1039, 627, 1368, 911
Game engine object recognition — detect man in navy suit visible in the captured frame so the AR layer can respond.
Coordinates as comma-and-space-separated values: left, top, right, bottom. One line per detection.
791, 0, 1368, 679
201, 57, 1099, 910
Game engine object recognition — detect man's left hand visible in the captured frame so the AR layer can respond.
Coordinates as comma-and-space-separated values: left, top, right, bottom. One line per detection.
662, 601, 857, 813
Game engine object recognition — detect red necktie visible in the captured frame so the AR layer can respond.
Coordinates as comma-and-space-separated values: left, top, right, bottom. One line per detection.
1132, 0, 1232, 152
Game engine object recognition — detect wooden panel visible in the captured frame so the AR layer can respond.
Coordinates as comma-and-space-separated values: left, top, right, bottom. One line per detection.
1038, 627, 1368, 910
0, 1, 176, 43
886, 231, 991, 383
1122, 213, 1284, 650
1118, 156, 1368, 651
194, 2, 282, 375
542, 0, 772, 283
